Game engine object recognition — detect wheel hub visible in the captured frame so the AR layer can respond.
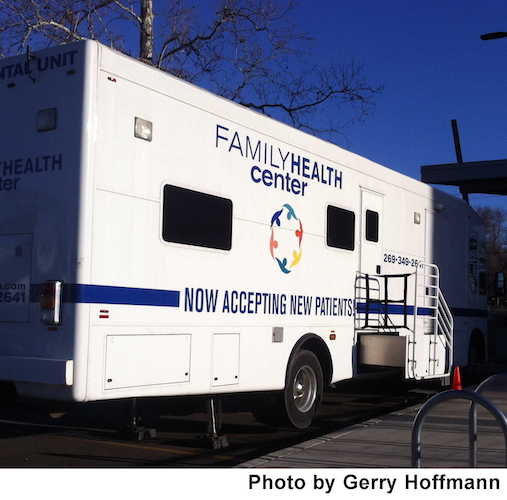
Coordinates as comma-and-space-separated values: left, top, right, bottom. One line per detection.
292, 364, 317, 413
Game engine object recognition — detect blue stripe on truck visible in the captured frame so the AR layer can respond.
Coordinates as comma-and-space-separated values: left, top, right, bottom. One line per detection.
29, 284, 487, 317
357, 302, 488, 318
63, 284, 180, 307
356, 302, 434, 316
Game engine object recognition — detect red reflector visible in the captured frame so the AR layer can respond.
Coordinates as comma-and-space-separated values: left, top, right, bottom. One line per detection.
99, 315, 109, 319
329, 334, 336, 340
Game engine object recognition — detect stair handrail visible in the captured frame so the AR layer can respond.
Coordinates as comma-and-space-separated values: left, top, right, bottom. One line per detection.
437, 289, 453, 347
413, 263, 453, 378
354, 272, 382, 331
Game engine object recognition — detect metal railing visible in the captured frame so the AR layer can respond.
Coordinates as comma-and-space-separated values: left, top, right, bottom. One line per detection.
469, 373, 507, 467
411, 389, 507, 467
410, 264, 453, 379
354, 272, 411, 331
354, 273, 381, 332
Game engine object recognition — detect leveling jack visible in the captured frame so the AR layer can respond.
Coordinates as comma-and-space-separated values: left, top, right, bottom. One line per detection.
120, 398, 157, 441
206, 398, 229, 450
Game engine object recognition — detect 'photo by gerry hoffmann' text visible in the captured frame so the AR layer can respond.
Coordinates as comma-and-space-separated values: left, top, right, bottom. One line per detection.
248, 473, 501, 494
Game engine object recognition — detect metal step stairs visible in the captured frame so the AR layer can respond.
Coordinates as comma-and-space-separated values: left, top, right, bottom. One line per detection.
354, 263, 454, 380
408, 263, 454, 379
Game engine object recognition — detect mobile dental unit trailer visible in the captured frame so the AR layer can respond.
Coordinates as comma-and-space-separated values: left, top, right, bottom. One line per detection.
0, 41, 487, 428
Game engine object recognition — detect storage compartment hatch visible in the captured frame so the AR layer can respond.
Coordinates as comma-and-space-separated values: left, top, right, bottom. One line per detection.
105, 334, 191, 389
359, 334, 406, 367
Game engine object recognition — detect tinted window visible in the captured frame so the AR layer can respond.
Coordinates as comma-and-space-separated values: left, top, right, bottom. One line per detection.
327, 205, 355, 250
162, 185, 232, 250
366, 209, 379, 242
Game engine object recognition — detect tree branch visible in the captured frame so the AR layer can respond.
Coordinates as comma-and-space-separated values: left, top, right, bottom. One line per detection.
112, 0, 141, 24
0, 0, 383, 141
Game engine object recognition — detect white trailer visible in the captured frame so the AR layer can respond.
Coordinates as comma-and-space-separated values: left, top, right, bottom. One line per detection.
0, 41, 487, 429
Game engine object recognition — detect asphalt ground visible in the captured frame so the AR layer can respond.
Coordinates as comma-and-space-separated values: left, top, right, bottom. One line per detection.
0, 369, 436, 468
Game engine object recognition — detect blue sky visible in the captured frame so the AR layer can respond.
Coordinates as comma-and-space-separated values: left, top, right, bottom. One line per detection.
17, 0, 503, 210
291, 0, 507, 209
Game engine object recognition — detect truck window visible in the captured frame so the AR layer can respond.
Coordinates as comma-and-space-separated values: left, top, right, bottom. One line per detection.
365, 209, 379, 242
327, 205, 355, 251
162, 185, 232, 250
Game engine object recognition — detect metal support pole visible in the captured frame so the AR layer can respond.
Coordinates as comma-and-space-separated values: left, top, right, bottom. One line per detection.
383, 276, 388, 327
121, 397, 157, 441
206, 398, 229, 449
207, 398, 222, 436
403, 275, 408, 329
469, 399, 478, 467
365, 273, 370, 328
469, 373, 507, 467
451, 119, 463, 164
130, 397, 138, 428
451, 119, 469, 204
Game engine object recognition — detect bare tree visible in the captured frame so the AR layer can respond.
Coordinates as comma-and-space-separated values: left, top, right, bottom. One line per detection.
0, 0, 382, 139
140, 0, 154, 64
476, 206, 507, 297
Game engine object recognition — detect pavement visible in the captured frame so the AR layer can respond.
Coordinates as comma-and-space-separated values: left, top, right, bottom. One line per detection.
0, 370, 421, 467
239, 375, 507, 468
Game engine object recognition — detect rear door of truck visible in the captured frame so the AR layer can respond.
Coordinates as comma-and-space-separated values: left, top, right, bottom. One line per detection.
0, 42, 94, 399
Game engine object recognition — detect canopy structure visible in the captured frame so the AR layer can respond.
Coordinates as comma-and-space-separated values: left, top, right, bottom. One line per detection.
420, 159, 507, 197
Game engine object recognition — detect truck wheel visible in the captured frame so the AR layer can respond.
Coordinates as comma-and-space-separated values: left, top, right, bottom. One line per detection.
284, 349, 323, 429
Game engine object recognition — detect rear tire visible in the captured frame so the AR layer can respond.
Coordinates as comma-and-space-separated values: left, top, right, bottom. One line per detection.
252, 350, 323, 429
284, 349, 323, 429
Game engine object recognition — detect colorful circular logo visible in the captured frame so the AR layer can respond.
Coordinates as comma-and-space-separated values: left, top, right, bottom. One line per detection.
270, 204, 303, 274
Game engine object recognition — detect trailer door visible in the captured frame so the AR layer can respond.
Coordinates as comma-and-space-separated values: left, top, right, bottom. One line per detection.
359, 189, 384, 275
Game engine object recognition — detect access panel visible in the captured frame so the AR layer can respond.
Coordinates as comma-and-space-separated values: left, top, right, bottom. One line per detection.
211, 333, 240, 387
105, 334, 191, 390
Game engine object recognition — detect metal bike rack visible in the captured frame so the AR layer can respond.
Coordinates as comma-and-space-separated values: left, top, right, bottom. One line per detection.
411, 389, 507, 467
469, 373, 507, 467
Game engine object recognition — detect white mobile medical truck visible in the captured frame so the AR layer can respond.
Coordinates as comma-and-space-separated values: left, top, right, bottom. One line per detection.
0, 41, 487, 429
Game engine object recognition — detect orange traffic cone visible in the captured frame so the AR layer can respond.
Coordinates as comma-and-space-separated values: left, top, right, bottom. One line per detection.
451, 366, 463, 390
